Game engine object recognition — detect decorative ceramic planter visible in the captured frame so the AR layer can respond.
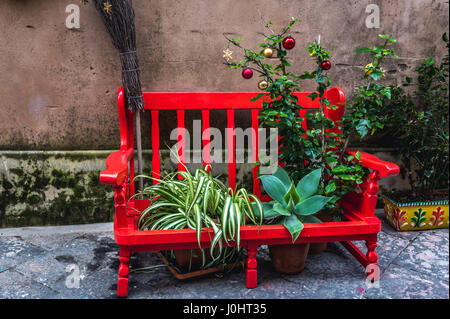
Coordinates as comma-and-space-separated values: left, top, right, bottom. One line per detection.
382, 194, 449, 231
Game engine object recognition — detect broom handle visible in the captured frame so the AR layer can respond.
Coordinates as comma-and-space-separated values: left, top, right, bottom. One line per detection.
135, 110, 144, 195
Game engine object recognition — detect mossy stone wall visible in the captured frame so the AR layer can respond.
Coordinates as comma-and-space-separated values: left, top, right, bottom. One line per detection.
0, 152, 114, 227
0, 149, 406, 228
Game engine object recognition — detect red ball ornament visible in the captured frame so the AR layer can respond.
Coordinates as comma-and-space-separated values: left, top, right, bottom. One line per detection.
321, 60, 332, 70
282, 36, 296, 50
242, 68, 253, 79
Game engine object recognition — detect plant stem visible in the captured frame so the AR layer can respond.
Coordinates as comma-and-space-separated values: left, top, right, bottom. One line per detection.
320, 96, 326, 188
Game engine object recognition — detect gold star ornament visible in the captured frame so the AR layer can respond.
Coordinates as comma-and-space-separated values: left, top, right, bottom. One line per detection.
103, 1, 113, 15
223, 48, 233, 62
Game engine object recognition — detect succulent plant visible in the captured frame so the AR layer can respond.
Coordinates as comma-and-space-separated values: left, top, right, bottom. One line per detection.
259, 167, 332, 243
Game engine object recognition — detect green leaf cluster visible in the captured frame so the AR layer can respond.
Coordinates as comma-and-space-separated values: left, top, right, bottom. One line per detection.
376, 33, 449, 194
133, 165, 263, 269
343, 34, 398, 141
224, 18, 377, 215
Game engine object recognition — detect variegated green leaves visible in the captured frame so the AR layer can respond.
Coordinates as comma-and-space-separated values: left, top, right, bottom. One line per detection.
260, 167, 332, 243
134, 165, 263, 265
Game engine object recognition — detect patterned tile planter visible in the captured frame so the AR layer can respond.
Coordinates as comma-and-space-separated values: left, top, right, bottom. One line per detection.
382, 193, 449, 231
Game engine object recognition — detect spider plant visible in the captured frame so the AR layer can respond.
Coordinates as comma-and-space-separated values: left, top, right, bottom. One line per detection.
259, 167, 332, 243
131, 164, 263, 269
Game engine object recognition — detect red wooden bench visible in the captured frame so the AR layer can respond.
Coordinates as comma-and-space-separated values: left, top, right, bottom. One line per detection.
100, 87, 400, 297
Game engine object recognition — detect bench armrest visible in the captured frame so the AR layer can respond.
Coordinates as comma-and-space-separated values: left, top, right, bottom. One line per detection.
347, 149, 400, 178
100, 149, 134, 186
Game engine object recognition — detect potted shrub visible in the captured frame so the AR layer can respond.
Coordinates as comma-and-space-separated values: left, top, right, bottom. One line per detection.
259, 167, 332, 273
378, 33, 449, 231
133, 164, 264, 276
224, 19, 398, 255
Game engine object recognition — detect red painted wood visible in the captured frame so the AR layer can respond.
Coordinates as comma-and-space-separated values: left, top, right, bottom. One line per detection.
227, 109, 236, 190
100, 149, 133, 186
141, 92, 321, 110
151, 110, 160, 183
116, 87, 136, 195
360, 171, 381, 217
117, 247, 131, 297
347, 149, 400, 177
299, 109, 308, 138
251, 109, 261, 197
99, 87, 400, 297
177, 110, 186, 173
117, 88, 128, 152
340, 241, 368, 267
202, 110, 211, 168
246, 243, 258, 288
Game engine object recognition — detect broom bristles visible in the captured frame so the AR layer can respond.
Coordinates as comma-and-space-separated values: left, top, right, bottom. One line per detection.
94, 0, 144, 110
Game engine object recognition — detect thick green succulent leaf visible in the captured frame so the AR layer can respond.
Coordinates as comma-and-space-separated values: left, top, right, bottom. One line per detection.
263, 209, 278, 219
273, 202, 292, 216
296, 168, 322, 200
284, 182, 301, 205
261, 202, 274, 211
259, 175, 288, 206
294, 195, 332, 216
273, 166, 292, 192
260, 202, 275, 218
298, 215, 322, 224
282, 215, 304, 243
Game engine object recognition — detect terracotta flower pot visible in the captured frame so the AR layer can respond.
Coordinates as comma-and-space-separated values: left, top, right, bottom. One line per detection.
269, 243, 310, 274
309, 242, 327, 254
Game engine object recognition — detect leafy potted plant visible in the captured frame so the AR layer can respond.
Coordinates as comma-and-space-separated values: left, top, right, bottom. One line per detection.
133, 164, 264, 277
224, 18, 398, 255
259, 167, 332, 273
378, 33, 449, 231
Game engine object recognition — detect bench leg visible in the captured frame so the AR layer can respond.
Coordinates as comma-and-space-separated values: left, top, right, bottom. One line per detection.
246, 243, 258, 289
117, 247, 131, 297
365, 235, 379, 283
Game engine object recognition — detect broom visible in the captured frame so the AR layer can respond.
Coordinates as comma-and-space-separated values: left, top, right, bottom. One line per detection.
93, 0, 144, 192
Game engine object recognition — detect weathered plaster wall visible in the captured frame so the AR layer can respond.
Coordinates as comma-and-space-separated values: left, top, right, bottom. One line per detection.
0, 0, 448, 150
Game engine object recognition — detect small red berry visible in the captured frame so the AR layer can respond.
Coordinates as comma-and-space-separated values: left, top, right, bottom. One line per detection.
321, 60, 332, 70
242, 68, 253, 79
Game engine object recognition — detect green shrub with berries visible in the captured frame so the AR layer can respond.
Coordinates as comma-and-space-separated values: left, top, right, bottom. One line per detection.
224, 18, 398, 217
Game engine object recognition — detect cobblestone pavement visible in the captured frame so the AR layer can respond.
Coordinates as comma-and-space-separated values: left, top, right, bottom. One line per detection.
0, 210, 448, 299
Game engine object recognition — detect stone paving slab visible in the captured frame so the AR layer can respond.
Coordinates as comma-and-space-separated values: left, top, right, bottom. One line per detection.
391, 230, 449, 281
0, 211, 448, 299
364, 264, 449, 299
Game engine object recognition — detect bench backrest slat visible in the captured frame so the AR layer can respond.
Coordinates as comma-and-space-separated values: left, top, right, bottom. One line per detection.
227, 109, 236, 190
141, 92, 322, 110
202, 110, 211, 168
151, 110, 160, 183
251, 108, 261, 197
